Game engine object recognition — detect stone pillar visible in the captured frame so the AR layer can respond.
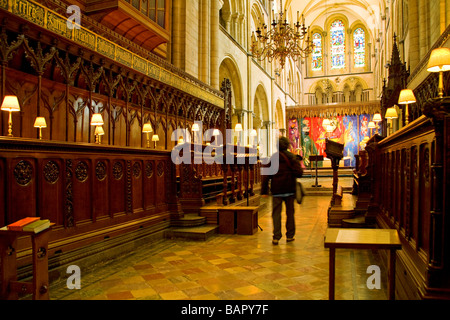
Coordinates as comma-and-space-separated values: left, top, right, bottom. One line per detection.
199, 0, 210, 84
210, 0, 220, 89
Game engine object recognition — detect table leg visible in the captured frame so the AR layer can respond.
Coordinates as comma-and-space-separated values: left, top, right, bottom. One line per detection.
329, 247, 335, 300
388, 248, 396, 301
31, 230, 50, 300
0, 235, 18, 300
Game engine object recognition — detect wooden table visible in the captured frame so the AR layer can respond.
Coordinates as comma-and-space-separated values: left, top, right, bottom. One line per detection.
324, 228, 402, 300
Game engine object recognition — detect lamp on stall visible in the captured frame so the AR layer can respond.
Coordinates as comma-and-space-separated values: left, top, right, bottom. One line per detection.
1, 95, 20, 137
427, 47, 450, 98
94, 126, 105, 144
373, 113, 382, 135
385, 106, 399, 135
398, 89, 416, 125
152, 134, 159, 148
90, 113, 104, 144
192, 123, 200, 144
90, 113, 104, 126
33, 117, 47, 140
142, 123, 153, 148
368, 121, 376, 136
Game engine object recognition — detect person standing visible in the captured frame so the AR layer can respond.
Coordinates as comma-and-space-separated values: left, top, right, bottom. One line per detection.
261, 137, 303, 245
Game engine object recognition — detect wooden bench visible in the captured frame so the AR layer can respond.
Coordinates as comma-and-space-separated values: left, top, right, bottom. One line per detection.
334, 185, 344, 206
218, 206, 259, 235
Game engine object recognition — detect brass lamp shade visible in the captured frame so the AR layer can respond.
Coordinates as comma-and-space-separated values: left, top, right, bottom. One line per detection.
385, 107, 398, 119
33, 117, 47, 128
235, 123, 243, 132
142, 123, 153, 133
373, 113, 382, 123
212, 129, 220, 136
1, 95, 20, 111
152, 134, 160, 142
250, 129, 257, 137
192, 123, 200, 132
398, 89, 416, 105
368, 121, 376, 129
427, 47, 450, 72
91, 113, 104, 126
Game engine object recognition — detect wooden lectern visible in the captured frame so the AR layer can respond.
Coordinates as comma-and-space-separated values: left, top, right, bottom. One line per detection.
309, 155, 324, 188
0, 226, 52, 300
325, 140, 344, 205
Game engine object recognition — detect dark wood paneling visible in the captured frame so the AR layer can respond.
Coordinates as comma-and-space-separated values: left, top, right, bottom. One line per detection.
110, 159, 126, 216
72, 159, 93, 223
8, 158, 37, 223
39, 158, 64, 226
93, 159, 110, 220
0, 159, 5, 227
132, 160, 143, 212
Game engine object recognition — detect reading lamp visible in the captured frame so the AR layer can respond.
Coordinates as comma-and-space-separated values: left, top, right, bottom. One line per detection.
1, 95, 20, 137
398, 89, 416, 125
427, 47, 450, 98
385, 107, 398, 135
152, 134, 159, 148
373, 113, 382, 134
142, 123, 153, 148
34, 117, 47, 140
91, 113, 104, 144
94, 126, 105, 144
368, 121, 376, 135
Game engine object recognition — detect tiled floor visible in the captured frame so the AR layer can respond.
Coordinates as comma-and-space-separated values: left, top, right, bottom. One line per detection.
50, 177, 388, 300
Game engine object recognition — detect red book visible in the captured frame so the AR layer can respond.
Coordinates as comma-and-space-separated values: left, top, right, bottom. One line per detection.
7, 217, 40, 231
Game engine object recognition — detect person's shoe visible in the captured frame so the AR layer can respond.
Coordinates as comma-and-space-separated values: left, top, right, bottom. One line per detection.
286, 237, 295, 243
272, 239, 279, 245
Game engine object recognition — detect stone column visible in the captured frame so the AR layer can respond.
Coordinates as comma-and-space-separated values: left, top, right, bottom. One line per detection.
210, 0, 220, 89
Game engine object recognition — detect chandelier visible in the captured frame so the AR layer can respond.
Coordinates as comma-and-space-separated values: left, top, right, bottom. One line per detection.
251, 1, 314, 69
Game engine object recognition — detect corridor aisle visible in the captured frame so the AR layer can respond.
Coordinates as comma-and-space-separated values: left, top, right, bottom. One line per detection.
51, 191, 387, 300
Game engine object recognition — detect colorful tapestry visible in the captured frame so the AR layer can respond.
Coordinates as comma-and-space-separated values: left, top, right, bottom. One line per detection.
288, 114, 381, 168
342, 115, 358, 167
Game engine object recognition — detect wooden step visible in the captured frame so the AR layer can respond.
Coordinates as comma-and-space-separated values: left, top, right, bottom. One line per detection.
170, 214, 206, 227
164, 225, 219, 241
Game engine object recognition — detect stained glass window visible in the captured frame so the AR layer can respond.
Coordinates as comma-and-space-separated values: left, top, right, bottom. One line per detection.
331, 20, 345, 69
354, 28, 365, 68
312, 33, 323, 71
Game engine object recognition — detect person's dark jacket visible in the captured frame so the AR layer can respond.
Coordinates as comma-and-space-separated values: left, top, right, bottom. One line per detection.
261, 149, 303, 196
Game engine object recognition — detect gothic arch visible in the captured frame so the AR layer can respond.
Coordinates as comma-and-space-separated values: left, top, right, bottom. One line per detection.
219, 55, 244, 111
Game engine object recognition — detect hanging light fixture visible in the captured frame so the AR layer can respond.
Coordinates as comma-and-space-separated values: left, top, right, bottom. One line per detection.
251, 0, 313, 69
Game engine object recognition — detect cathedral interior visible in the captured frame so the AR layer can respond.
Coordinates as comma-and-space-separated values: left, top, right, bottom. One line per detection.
0, 0, 450, 303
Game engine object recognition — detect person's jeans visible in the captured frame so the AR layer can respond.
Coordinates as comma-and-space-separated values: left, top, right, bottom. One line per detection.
272, 195, 296, 241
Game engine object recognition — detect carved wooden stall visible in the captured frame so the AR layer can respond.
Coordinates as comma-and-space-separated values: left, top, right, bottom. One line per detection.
366, 31, 450, 299
0, 1, 227, 279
